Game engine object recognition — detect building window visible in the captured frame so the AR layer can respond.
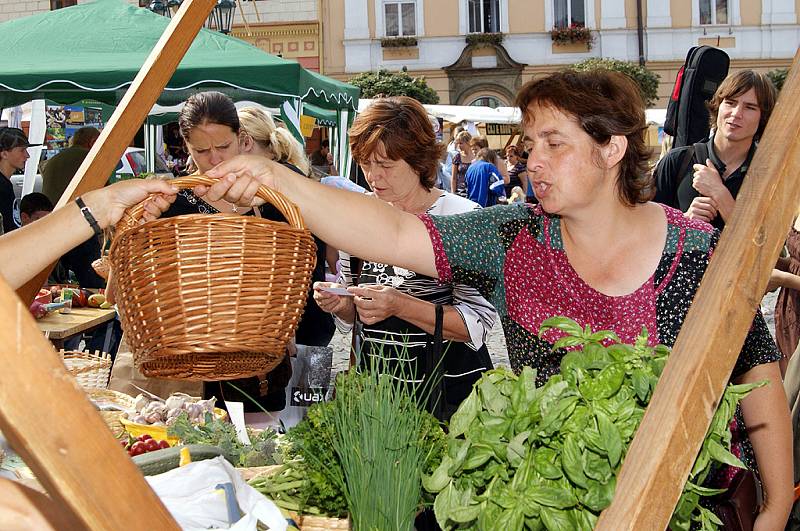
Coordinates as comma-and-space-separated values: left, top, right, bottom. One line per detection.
468, 0, 500, 33
50, 0, 77, 9
469, 96, 502, 109
384, 1, 416, 37
699, 0, 728, 25
553, 0, 585, 28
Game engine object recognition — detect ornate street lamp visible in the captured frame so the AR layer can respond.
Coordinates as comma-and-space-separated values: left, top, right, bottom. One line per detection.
214, 0, 236, 35
167, 0, 181, 17
148, 0, 170, 17
149, 0, 236, 35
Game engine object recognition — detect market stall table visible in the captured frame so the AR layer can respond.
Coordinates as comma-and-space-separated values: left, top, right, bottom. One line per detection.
36, 307, 116, 350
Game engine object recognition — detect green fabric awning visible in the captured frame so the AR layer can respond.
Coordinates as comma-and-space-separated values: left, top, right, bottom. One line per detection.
0, 0, 359, 112
303, 103, 338, 127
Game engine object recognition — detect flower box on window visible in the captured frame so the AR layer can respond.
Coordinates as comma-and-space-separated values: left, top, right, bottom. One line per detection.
550, 23, 594, 50
380, 36, 418, 48
465, 32, 504, 46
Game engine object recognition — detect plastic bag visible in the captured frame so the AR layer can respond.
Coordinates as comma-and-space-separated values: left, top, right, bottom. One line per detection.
145, 456, 287, 531
276, 345, 333, 429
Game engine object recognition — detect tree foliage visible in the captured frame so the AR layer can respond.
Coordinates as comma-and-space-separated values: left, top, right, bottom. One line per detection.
571, 58, 661, 108
767, 68, 788, 92
349, 69, 440, 104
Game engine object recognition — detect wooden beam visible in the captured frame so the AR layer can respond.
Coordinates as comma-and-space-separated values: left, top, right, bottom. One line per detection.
596, 50, 800, 528
0, 275, 180, 529
16, 0, 217, 305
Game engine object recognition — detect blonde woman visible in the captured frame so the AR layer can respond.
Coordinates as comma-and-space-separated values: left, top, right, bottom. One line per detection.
238, 106, 311, 176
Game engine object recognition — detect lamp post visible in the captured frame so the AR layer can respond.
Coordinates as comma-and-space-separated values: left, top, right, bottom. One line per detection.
148, 0, 170, 17
149, 0, 236, 35
214, 0, 236, 35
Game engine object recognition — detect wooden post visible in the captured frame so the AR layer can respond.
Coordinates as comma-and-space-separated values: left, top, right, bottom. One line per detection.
596, 50, 800, 529
16, 0, 217, 305
0, 276, 179, 529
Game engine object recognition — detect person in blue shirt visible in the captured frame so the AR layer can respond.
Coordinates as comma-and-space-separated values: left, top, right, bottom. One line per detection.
464, 148, 503, 207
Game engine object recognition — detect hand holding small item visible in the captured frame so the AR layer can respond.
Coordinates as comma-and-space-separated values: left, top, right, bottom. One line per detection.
196, 155, 280, 207
312, 281, 355, 316
349, 284, 403, 325
684, 196, 718, 223
691, 159, 725, 198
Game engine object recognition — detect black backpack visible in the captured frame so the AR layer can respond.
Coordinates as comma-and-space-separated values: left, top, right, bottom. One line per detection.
663, 46, 730, 149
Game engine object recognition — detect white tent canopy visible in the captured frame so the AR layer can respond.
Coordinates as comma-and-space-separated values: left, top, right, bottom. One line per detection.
358, 99, 667, 128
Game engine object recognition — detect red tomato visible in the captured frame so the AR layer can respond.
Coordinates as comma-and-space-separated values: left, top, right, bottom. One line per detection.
129, 441, 147, 456
144, 439, 161, 452
138, 434, 152, 441
158, 440, 171, 449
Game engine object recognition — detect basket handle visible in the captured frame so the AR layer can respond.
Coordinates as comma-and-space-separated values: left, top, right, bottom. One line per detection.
116, 175, 306, 232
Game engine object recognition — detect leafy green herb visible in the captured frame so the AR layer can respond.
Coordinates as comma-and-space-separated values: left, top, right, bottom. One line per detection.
166, 411, 278, 468
423, 317, 764, 530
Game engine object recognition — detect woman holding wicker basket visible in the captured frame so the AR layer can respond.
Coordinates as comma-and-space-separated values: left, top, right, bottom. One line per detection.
151, 92, 334, 419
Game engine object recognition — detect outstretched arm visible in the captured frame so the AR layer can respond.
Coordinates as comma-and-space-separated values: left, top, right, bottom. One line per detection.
202, 156, 438, 278
0, 179, 177, 289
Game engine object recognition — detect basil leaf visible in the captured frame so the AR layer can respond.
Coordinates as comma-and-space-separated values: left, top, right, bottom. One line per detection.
421, 454, 452, 493
578, 363, 624, 400
526, 485, 578, 509
449, 390, 479, 437
539, 316, 583, 337
463, 444, 494, 470
533, 447, 563, 480
561, 433, 589, 489
595, 410, 623, 468
579, 477, 616, 512
706, 439, 746, 470
539, 506, 574, 531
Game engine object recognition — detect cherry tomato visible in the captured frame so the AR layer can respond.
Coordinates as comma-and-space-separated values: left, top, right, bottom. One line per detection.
129, 441, 147, 456
138, 434, 152, 441
158, 440, 171, 449
144, 439, 161, 452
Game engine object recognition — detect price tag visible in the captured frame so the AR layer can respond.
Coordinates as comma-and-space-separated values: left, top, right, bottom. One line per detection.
224, 401, 252, 446
321, 286, 354, 297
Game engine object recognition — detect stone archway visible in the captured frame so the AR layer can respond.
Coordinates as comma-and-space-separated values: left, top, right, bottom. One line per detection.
443, 42, 524, 106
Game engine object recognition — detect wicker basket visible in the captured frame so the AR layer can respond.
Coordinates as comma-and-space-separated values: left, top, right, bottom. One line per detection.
61, 350, 112, 389
85, 389, 135, 438
243, 467, 351, 530
297, 515, 351, 530
109, 175, 316, 381
91, 230, 111, 279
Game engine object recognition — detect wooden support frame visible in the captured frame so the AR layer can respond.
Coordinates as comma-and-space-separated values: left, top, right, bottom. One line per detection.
0, 0, 216, 528
16, 0, 217, 305
1, 0, 798, 526
596, 49, 800, 529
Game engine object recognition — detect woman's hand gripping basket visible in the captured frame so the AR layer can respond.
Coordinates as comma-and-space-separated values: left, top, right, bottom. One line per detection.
109, 175, 316, 380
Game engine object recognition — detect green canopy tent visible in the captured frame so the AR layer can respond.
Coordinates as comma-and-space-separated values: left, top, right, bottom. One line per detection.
0, 0, 358, 170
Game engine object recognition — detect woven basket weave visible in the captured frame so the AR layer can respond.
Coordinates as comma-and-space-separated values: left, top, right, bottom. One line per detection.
109, 175, 316, 381
61, 350, 112, 389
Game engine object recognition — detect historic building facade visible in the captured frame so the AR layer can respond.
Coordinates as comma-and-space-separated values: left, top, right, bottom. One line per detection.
321, 0, 799, 106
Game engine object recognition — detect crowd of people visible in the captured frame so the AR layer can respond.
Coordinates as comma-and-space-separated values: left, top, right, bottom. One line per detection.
1, 65, 799, 529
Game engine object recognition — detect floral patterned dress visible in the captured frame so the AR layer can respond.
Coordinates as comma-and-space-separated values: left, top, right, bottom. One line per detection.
419, 202, 780, 483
